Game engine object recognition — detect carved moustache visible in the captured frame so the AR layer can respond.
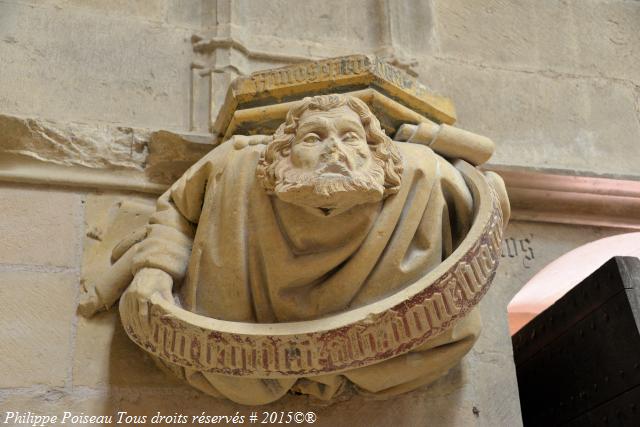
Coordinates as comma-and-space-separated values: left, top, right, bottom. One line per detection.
318, 146, 355, 176
272, 155, 385, 211
317, 160, 352, 177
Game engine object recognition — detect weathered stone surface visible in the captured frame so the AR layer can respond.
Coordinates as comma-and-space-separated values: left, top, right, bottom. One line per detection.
417, 60, 640, 178
572, 2, 640, 84
310, 379, 482, 427
212, 55, 456, 141
0, 394, 102, 423
432, 0, 640, 84
115, 91, 508, 405
55, 0, 167, 23
468, 351, 523, 427
0, 114, 148, 170
146, 131, 213, 185
73, 309, 183, 387
0, 270, 76, 388
0, 114, 216, 190
377, 0, 436, 63
0, 185, 81, 267
229, 0, 381, 58
166, 0, 210, 29
1, 0, 638, 425
431, 0, 583, 74
0, 1, 193, 129
79, 192, 155, 316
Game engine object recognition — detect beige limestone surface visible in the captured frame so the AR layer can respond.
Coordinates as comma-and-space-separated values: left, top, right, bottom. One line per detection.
1, 218, 617, 426
0, 1, 195, 130
0, 185, 81, 267
0, 204, 621, 426
2, 0, 638, 177
0, 270, 78, 388
419, 60, 640, 177
114, 93, 507, 405
73, 309, 183, 388
2, 0, 640, 425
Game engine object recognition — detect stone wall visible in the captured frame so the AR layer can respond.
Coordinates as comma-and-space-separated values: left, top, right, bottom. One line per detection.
0, 187, 626, 426
3, 0, 638, 177
1, 1, 639, 426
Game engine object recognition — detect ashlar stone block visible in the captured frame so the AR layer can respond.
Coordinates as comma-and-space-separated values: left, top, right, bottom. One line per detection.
72, 309, 183, 388
0, 270, 76, 388
0, 185, 81, 268
0, 2, 193, 129
416, 59, 640, 177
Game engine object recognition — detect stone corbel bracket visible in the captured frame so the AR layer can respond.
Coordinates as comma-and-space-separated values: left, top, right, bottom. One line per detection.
211, 54, 456, 141
120, 161, 504, 378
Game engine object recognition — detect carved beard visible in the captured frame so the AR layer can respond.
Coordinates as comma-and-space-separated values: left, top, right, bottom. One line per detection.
272, 155, 386, 212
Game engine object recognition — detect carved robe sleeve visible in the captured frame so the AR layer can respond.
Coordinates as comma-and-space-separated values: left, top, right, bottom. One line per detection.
439, 157, 475, 258
130, 153, 214, 281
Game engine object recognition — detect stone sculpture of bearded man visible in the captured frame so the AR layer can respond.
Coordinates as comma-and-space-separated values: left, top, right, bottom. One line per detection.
258, 95, 402, 215
125, 94, 493, 404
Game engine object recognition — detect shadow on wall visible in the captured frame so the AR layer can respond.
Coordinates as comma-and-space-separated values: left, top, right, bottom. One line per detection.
507, 232, 640, 335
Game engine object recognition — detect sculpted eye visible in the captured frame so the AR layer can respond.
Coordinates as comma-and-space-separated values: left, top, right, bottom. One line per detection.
301, 133, 320, 144
342, 132, 361, 143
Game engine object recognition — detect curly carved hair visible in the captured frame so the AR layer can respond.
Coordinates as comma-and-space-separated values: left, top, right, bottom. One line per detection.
256, 94, 403, 196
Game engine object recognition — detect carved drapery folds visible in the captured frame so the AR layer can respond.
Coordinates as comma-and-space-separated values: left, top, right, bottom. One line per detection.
120, 169, 504, 377
81, 56, 510, 405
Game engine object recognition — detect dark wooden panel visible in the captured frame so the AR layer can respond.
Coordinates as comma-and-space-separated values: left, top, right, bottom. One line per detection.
513, 256, 640, 427
565, 386, 640, 427
513, 258, 627, 367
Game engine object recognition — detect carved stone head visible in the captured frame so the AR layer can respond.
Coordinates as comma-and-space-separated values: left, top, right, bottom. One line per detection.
257, 94, 403, 214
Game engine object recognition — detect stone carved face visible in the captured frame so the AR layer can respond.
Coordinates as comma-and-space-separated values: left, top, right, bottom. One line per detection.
257, 94, 403, 215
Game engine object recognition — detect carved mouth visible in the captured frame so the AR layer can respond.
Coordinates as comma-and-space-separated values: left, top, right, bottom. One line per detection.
319, 162, 351, 176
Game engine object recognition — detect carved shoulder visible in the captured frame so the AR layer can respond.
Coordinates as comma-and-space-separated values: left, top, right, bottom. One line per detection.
394, 141, 439, 176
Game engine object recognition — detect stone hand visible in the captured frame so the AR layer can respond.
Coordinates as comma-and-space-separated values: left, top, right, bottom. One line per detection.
125, 268, 174, 319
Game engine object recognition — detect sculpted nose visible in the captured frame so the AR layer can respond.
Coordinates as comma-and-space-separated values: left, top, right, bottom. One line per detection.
324, 136, 341, 154
320, 134, 351, 165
